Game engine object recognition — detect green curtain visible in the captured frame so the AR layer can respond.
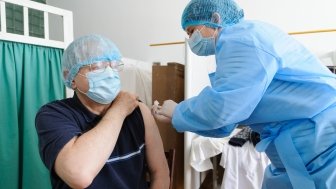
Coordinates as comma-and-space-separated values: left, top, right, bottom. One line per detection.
0, 40, 65, 189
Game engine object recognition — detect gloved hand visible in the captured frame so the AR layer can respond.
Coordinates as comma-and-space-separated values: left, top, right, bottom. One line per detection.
151, 100, 177, 124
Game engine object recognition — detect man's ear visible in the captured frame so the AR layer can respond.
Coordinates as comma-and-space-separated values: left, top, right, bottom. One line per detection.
71, 80, 76, 89
63, 70, 76, 89
63, 70, 69, 81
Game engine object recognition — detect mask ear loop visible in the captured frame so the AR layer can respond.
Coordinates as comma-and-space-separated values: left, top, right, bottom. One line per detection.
74, 72, 89, 95
196, 13, 221, 39
198, 12, 221, 36
199, 25, 206, 33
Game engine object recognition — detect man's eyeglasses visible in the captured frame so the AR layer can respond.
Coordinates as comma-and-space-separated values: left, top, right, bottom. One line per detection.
83, 61, 124, 73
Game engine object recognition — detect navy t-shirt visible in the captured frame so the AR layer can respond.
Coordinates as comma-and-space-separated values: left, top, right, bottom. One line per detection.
35, 94, 148, 189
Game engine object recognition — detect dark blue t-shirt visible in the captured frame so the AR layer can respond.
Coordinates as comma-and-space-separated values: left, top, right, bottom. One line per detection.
35, 94, 148, 189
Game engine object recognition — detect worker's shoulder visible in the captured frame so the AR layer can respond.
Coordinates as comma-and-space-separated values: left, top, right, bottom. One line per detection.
223, 20, 283, 38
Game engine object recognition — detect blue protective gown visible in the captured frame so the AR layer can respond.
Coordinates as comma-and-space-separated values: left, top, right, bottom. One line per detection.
172, 20, 336, 189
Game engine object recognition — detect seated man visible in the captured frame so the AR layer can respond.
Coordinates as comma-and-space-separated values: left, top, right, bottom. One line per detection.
35, 34, 170, 189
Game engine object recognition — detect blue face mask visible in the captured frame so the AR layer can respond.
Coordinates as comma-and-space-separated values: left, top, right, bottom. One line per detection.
78, 67, 121, 104
188, 28, 216, 56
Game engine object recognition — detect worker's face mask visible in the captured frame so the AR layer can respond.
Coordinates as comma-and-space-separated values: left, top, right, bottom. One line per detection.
77, 67, 120, 104
188, 26, 217, 56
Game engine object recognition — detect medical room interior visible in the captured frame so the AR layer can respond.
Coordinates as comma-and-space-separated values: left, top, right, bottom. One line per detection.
1, 0, 336, 189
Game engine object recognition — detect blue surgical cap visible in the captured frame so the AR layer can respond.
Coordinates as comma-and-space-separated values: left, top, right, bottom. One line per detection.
62, 34, 122, 88
181, 0, 244, 30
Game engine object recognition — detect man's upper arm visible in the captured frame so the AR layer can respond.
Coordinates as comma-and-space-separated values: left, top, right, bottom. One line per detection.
138, 103, 168, 172
35, 105, 81, 170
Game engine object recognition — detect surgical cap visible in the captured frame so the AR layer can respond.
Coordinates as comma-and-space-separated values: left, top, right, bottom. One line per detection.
181, 0, 244, 30
62, 34, 122, 88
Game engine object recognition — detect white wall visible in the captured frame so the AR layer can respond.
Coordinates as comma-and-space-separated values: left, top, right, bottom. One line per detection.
236, 0, 336, 64
237, 0, 336, 31
47, 0, 188, 64
47, 0, 336, 65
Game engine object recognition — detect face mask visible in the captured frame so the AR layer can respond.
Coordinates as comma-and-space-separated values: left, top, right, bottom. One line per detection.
188, 28, 217, 56
78, 67, 121, 104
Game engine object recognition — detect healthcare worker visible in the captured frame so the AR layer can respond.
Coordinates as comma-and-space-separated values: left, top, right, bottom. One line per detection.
152, 0, 336, 188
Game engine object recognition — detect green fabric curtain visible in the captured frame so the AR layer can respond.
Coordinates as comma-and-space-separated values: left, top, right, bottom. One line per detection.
0, 40, 65, 189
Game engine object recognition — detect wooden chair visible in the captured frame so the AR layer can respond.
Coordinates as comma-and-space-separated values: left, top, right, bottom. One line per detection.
146, 148, 176, 189
165, 148, 176, 189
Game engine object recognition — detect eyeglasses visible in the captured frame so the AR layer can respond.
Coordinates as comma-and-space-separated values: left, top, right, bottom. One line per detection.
83, 61, 124, 73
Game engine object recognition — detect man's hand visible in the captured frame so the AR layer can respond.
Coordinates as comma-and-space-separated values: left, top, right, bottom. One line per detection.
106, 91, 139, 118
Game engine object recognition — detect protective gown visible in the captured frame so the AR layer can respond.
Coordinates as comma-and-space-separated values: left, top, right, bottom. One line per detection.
172, 20, 336, 189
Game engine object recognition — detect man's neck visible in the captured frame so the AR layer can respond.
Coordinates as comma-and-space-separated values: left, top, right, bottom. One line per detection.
75, 91, 110, 115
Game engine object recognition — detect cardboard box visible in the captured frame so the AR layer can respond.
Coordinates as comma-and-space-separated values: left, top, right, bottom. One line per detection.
152, 62, 184, 189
